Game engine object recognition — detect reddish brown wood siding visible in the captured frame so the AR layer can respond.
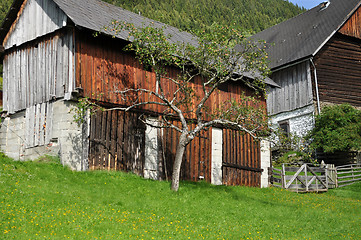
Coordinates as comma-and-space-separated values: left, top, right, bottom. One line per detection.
314, 33, 361, 106
75, 32, 266, 117
161, 119, 212, 182
222, 129, 261, 187
339, 6, 361, 39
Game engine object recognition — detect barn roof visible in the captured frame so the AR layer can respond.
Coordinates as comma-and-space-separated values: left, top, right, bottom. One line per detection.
252, 0, 361, 70
0, 0, 278, 87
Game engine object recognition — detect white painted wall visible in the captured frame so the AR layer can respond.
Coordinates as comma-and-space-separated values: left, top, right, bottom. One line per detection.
260, 140, 271, 188
211, 128, 223, 185
0, 100, 89, 171
144, 118, 159, 180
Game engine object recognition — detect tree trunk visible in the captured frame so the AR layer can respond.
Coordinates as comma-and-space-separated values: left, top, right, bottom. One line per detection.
171, 132, 188, 191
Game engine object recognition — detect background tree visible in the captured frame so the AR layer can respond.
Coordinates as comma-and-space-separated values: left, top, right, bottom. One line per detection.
90, 22, 269, 191
307, 104, 361, 153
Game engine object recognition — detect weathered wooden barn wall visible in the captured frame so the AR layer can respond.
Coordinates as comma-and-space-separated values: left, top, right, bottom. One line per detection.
222, 128, 261, 187
76, 32, 265, 186
0, 100, 88, 170
339, 6, 361, 39
75, 32, 266, 118
161, 119, 212, 182
314, 33, 361, 107
88, 110, 146, 174
3, 0, 67, 49
2, 29, 75, 113
25, 102, 53, 148
88, 109, 261, 186
89, 110, 211, 181
267, 61, 313, 115
0, 91, 3, 107
88, 109, 212, 182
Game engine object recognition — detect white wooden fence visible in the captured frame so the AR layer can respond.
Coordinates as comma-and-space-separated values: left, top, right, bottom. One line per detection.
336, 164, 361, 188
271, 163, 361, 191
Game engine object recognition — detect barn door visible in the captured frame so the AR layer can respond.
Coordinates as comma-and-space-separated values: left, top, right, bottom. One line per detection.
222, 128, 262, 187
88, 110, 145, 175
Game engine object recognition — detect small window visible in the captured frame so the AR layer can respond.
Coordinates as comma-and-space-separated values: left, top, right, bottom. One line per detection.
278, 121, 290, 137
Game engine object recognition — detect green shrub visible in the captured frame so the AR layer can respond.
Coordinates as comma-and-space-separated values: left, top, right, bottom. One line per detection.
308, 104, 361, 153
270, 128, 315, 166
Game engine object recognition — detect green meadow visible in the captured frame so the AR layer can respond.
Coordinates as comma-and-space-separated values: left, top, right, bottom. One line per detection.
1, 154, 360, 239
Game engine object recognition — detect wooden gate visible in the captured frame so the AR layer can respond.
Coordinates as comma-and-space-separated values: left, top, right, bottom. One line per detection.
222, 129, 262, 187
337, 164, 361, 187
325, 164, 337, 189
279, 164, 328, 192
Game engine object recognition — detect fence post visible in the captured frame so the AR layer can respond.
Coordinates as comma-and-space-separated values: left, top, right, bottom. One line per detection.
304, 164, 308, 192
269, 167, 273, 185
282, 164, 286, 189
335, 167, 338, 188
325, 165, 329, 189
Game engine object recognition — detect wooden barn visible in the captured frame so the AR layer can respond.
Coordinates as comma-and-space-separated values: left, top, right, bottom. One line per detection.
253, 0, 361, 140
0, 0, 278, 187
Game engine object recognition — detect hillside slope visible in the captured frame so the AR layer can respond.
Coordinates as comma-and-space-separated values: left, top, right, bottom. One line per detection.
1, 156, 361, 239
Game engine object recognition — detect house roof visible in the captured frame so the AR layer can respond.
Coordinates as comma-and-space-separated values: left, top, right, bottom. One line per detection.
252, 0, 361, 70
0, 0, 279, 87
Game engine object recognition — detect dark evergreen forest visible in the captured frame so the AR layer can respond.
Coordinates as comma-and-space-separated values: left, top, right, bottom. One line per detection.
102, 0, 304, 34
0, 0, 304, 34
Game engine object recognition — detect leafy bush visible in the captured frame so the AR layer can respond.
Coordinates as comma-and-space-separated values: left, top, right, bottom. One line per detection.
270, 128, 315, 166
307, 104, 361, 153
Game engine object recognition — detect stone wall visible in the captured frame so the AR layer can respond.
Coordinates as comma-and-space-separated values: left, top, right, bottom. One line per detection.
0, 100, 88, 171
269, 104, 315, 138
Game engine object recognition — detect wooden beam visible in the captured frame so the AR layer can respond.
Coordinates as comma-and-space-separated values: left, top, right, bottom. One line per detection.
222, 162, 264, 173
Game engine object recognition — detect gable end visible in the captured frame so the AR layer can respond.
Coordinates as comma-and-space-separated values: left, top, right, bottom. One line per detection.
3, 0, 67, 50
339, 5, 361, 38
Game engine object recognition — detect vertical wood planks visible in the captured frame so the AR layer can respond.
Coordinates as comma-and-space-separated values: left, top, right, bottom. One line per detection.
87, 109, 261, 187
3, 30, 75, 113
268, 61, 313, 115
24, 102, 53, 148
88, 110, 146, 173
75, 32, 265, 120
116, 111, 124, 170
222, 128, 262, 187
3, 0, 67, 49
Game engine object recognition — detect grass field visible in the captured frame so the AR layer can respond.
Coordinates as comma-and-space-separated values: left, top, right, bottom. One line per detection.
1, 154, 361, 239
